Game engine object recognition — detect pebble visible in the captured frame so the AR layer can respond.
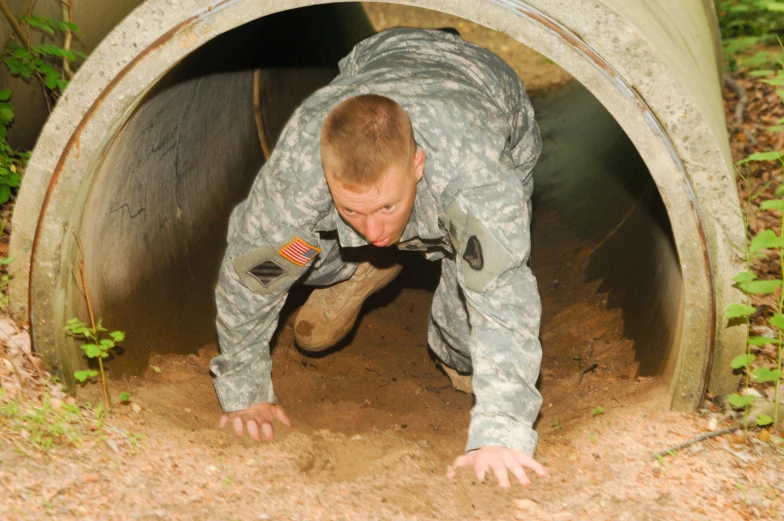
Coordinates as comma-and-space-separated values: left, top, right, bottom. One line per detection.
49, 397, 63, 409
130, 402, 142, 413
706, 416, 718, 431
741, 388, 763, 398
514, 499, 539, 511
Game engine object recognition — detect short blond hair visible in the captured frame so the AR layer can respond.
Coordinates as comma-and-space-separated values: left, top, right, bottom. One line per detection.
320, 94, 415, 188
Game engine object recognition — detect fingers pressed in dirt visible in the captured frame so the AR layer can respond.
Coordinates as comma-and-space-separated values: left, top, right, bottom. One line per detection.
447, 446, 547, 489
218, 403, 292, 442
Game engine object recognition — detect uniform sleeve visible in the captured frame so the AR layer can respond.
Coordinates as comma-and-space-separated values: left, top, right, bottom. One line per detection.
448, 181, 543, 455
210, 113, 322, 412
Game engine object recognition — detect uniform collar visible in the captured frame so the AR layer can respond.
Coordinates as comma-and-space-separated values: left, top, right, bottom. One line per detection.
313, 174, 443, 247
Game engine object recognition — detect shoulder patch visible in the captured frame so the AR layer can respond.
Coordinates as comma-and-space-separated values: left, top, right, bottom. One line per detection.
279, 237, 320, 266
462, 236, 484, 270
234, 233, 320, 295
248, 260, 286, 287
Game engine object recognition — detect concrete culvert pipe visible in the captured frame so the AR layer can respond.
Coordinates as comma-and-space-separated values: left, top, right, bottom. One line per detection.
10, 0, 744, 412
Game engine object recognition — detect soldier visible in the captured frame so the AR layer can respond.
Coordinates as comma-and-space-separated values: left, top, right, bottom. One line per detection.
211, 27, 546, 489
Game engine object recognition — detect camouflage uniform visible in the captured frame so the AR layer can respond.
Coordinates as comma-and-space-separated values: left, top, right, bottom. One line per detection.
211, 28, 543, 455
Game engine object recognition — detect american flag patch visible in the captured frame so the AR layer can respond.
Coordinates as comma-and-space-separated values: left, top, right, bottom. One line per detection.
279, 237, 320, 266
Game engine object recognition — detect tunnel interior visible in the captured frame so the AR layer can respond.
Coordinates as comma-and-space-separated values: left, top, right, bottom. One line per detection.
69, 3, 683, 401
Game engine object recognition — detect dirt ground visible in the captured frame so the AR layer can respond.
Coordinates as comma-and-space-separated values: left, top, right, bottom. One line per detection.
2, 4, 784, 521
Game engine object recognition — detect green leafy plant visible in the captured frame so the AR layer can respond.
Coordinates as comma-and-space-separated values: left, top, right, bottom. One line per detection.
66, 236, 126, 410
0, 219, 13, 307
0, 89, 27, 204
66, 317, 125, 387
0, 2, 86, 204
2, 38, 85, 92
745, 46, 784, 112
716, 0, 784, 69
1, 6, 85, 96
727, 150, 784, 436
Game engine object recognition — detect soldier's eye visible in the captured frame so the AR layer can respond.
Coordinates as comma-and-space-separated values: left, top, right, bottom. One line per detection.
382, 205, 396, 212
343, 208, 357, 216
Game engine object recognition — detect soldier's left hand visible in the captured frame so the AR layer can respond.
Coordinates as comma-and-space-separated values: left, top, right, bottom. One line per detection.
446, 446, 546, 489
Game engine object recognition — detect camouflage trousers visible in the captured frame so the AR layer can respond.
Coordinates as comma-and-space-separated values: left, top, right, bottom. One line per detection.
298, 244, 472, 373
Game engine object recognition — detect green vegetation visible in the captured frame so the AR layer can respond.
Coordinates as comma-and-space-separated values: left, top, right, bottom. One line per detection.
0, 2, 86, 204
0, 219, 12, 308
0, 390, 83, 450
65, 317, 125, 407
67, 239, 127, 410
0, 90, 25, 204
1, 388, 141, 455
748, 61, 784, 109
729, 150, 784, 435
3, 15, 84, 92
716, 0, 784, 69
717, 0, 784, 440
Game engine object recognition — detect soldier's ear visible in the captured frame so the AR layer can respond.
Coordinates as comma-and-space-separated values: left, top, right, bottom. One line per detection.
413, 148, 425, 182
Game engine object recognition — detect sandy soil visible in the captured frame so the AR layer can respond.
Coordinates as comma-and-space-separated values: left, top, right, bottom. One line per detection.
3, 240, 782, 520
1, 4, 784, 521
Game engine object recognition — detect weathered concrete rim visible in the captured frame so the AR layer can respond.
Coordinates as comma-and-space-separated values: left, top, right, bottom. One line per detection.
492, 0, 718, 398
9, 0, 744, 409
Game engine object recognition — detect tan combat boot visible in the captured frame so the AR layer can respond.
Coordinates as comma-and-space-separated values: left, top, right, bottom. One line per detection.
294, 261, 403, 351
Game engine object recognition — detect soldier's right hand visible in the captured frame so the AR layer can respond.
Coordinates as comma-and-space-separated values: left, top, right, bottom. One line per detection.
218, 402, 292, 441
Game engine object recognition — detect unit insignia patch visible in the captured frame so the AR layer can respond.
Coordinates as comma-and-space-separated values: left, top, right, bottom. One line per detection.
248, 260, 286, 287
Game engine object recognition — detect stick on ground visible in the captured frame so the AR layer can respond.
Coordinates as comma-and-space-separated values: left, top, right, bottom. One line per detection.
651, 425, 737, 459
724, 75, 748, 124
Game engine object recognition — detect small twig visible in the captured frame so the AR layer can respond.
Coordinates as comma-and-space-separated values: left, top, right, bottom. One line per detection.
60, 0, 72, 79
380, 431, 429, 448
724, 75, 748, 124
72, 233, 112, 410
577, 362, 598, 384
70, 266, 86, 299
365, 366, 384, 377
0, 0, 30, 47
650, 425, 737, 459
1, 0, 56, 110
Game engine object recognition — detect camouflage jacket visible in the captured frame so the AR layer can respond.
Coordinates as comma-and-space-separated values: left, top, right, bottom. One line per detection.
211, 28, 543, 455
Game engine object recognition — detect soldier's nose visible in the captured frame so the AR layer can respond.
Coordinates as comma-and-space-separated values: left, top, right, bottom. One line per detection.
365, 217, 383, 242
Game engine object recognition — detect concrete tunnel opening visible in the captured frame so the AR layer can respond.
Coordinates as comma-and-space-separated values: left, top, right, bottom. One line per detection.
61, 2, 682, 420
17, 0, 748, 436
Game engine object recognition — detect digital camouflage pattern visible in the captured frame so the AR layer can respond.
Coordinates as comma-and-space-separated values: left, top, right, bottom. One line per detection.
211, 28, 543, 455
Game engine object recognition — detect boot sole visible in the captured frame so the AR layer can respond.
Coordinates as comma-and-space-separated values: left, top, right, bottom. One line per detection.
295, 265, 403, 352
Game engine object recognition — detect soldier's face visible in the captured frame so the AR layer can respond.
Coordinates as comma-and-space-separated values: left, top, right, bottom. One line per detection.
327, 149, 425, 247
